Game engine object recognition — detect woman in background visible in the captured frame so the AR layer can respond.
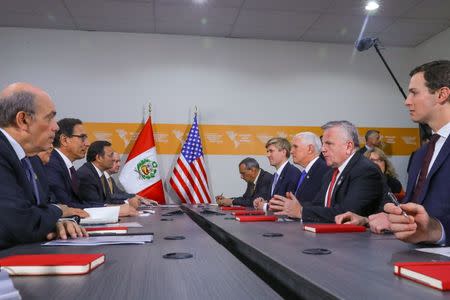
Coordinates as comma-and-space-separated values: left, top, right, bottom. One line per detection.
364, 148, 403, 193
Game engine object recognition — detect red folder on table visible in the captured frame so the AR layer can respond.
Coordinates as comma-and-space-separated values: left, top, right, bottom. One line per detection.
303, 224, 366, 233
232, 210, 265, 216
85, 226, 128, 234
236, 215, 278, 222
220, 206, 247, 211
394, 261, 450, 291
0, 253, 105, 276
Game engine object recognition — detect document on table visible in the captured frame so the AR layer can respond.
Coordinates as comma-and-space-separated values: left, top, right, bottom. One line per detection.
80, 206, 120, 225
83, 222, 143, 228
416, 247, 450, 257
43, 234, 153, 246
0, 271, 21, 300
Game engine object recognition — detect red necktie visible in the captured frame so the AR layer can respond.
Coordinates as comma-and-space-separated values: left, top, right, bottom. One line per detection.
326, 169, 339, 207
411, 133, 440, 203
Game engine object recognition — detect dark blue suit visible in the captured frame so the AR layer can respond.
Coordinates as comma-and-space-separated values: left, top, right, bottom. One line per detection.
77, 162, 126, 205
302, 152, 384, 223
404, 135, 450, 245
271, 162, 301, 198
295, 158, 330, 206
45, 150, 102, 208
232, 169, 273, 207
0, 131, 62, 249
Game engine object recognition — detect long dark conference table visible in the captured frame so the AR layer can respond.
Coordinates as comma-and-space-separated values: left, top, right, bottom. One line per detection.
1, 204, 450, 299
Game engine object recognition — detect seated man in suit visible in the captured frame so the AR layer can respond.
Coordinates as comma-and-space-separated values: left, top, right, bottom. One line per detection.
215, 157, 273, 207
105, 152, 158, 207
0, 82, 86, 249
338, 60, 450, 245
78, 141, 138, 215
357, 129, 382, 156
271, 121, 384, 223
269, 132, 329, 217
45, 118, 97, 208
254, 137, 301, 210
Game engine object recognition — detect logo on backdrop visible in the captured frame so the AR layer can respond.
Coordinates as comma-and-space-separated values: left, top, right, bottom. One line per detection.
135, 158, 158, 180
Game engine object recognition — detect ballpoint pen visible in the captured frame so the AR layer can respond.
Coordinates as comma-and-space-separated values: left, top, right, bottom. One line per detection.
387, 192, 409, 219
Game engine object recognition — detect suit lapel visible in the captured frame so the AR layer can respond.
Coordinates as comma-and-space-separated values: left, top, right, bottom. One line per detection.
273, 163, 289, 195
54, 150, 76, 196
330, 154, 359, 202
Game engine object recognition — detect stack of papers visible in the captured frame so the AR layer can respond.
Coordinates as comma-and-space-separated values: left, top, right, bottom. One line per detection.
83, 222, 143, 228
80, 206, 120, 225
0, 271, 21, 299
43, 235, 153, 246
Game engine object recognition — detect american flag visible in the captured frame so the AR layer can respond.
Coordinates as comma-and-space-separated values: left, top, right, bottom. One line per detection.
169, 114, 212, 204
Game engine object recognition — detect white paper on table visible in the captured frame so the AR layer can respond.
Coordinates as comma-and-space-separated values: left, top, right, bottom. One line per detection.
0, 271, 21, 300
80, 206, 120, 225
42, 235, 153, 246
416, 247, 450, 257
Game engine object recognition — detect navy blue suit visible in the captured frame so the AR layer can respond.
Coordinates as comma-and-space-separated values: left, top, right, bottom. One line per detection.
302, 152, 384, 223
232, 169, 273, 207
0, 131, 62, 249
404, 135, 450, 245
45, 150, 102, 208
295, 158, 330, 206
271, 162, 301, 198
77, 162, 125, 205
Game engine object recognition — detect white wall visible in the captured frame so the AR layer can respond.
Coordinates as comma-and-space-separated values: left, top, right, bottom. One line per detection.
0, 27, 425, 201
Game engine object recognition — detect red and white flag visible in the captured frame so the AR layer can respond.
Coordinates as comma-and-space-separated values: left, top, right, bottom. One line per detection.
119, 117, 165, 204
169, 114, 212, 204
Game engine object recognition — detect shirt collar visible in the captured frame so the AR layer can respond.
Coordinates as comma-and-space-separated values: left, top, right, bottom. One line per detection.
55, 148, 74, 170
304, 156, 320, 173
104, 172, 111, 179
91, 162, 105, 178
0, 128, 26, 160
275, 160, 289, 176
435, 122, 450, 139
337, 151, 356, 174
252, 169, 261, 185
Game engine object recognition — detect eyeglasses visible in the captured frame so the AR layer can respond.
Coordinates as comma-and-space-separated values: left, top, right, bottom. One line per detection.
70, 134, 88, 142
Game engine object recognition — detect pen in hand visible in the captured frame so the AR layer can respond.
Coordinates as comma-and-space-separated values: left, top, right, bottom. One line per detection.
387, 192, 409, 219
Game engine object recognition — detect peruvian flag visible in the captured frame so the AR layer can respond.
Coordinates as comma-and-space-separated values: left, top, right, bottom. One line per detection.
119, 117, 165, 204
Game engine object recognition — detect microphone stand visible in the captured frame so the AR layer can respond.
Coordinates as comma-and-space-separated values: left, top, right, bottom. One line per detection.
371, 40, 431, 144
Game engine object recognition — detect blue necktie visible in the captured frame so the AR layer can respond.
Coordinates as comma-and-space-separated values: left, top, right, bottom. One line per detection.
21, 157, 41, 205
271, 173, 279, 196
295, 170, 307, 195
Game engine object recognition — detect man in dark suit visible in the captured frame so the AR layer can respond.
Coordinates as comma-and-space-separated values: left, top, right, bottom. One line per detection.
45, 118, 97, 208
105, 152, 157, 207
336, 61, 450, 244
254, 137, 301, 210
269, 132, 329, 217
215, 157, 273, 207
77, 141, 138, 216
0, 82, 86, 249
357, 129, 381, 156
383, 60, 450, 245
272, 121, 384, 223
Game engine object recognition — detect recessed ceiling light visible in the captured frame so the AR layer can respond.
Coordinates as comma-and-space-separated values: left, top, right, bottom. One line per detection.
365, 1, 379, 11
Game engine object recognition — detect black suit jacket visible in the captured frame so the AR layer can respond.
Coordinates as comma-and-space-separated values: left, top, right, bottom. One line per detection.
45, 150, 102, 208
404, 135, 450, 245
357, 146, 368, 156
0, 131, 62, 249
271, 162, 301, 198
232, 169, 273, 207
295, 158, 330, 206
302, 152, 384, 223
109, 175, 135, 203
77, 162, 125, 205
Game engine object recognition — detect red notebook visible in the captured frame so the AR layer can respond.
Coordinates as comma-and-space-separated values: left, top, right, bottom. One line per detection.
303, 224, 366, 233
220, 206, 247, 211
0, 254, 105, 276
236, 215, 278, 222
394, 262, 450, 291
232, 210, 265, 216
85, 226, 128, 234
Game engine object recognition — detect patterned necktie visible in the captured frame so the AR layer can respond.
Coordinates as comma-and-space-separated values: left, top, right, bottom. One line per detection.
325, 169, 339, 207
411, 134, 440, 203
271, 173, 279, 196
295, 170, 307, 195
100, 174, 111, 199
21, 157, 41, 205
69, 166, 79, 195
107, 177, 114, 194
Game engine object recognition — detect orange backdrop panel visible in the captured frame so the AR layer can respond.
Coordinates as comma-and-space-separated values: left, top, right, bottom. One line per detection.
83, 122, 420, 156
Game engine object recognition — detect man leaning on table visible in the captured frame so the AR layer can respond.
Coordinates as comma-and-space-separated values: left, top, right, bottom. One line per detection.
336, 60, 450, 246
0, 82, 87, 249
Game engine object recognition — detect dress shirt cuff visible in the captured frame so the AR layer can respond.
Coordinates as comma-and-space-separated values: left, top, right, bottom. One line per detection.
263, 202, 269, 212
436, 220, 446, 245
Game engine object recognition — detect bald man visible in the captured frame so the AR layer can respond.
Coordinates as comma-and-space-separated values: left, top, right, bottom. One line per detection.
0, 82, 87, 249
